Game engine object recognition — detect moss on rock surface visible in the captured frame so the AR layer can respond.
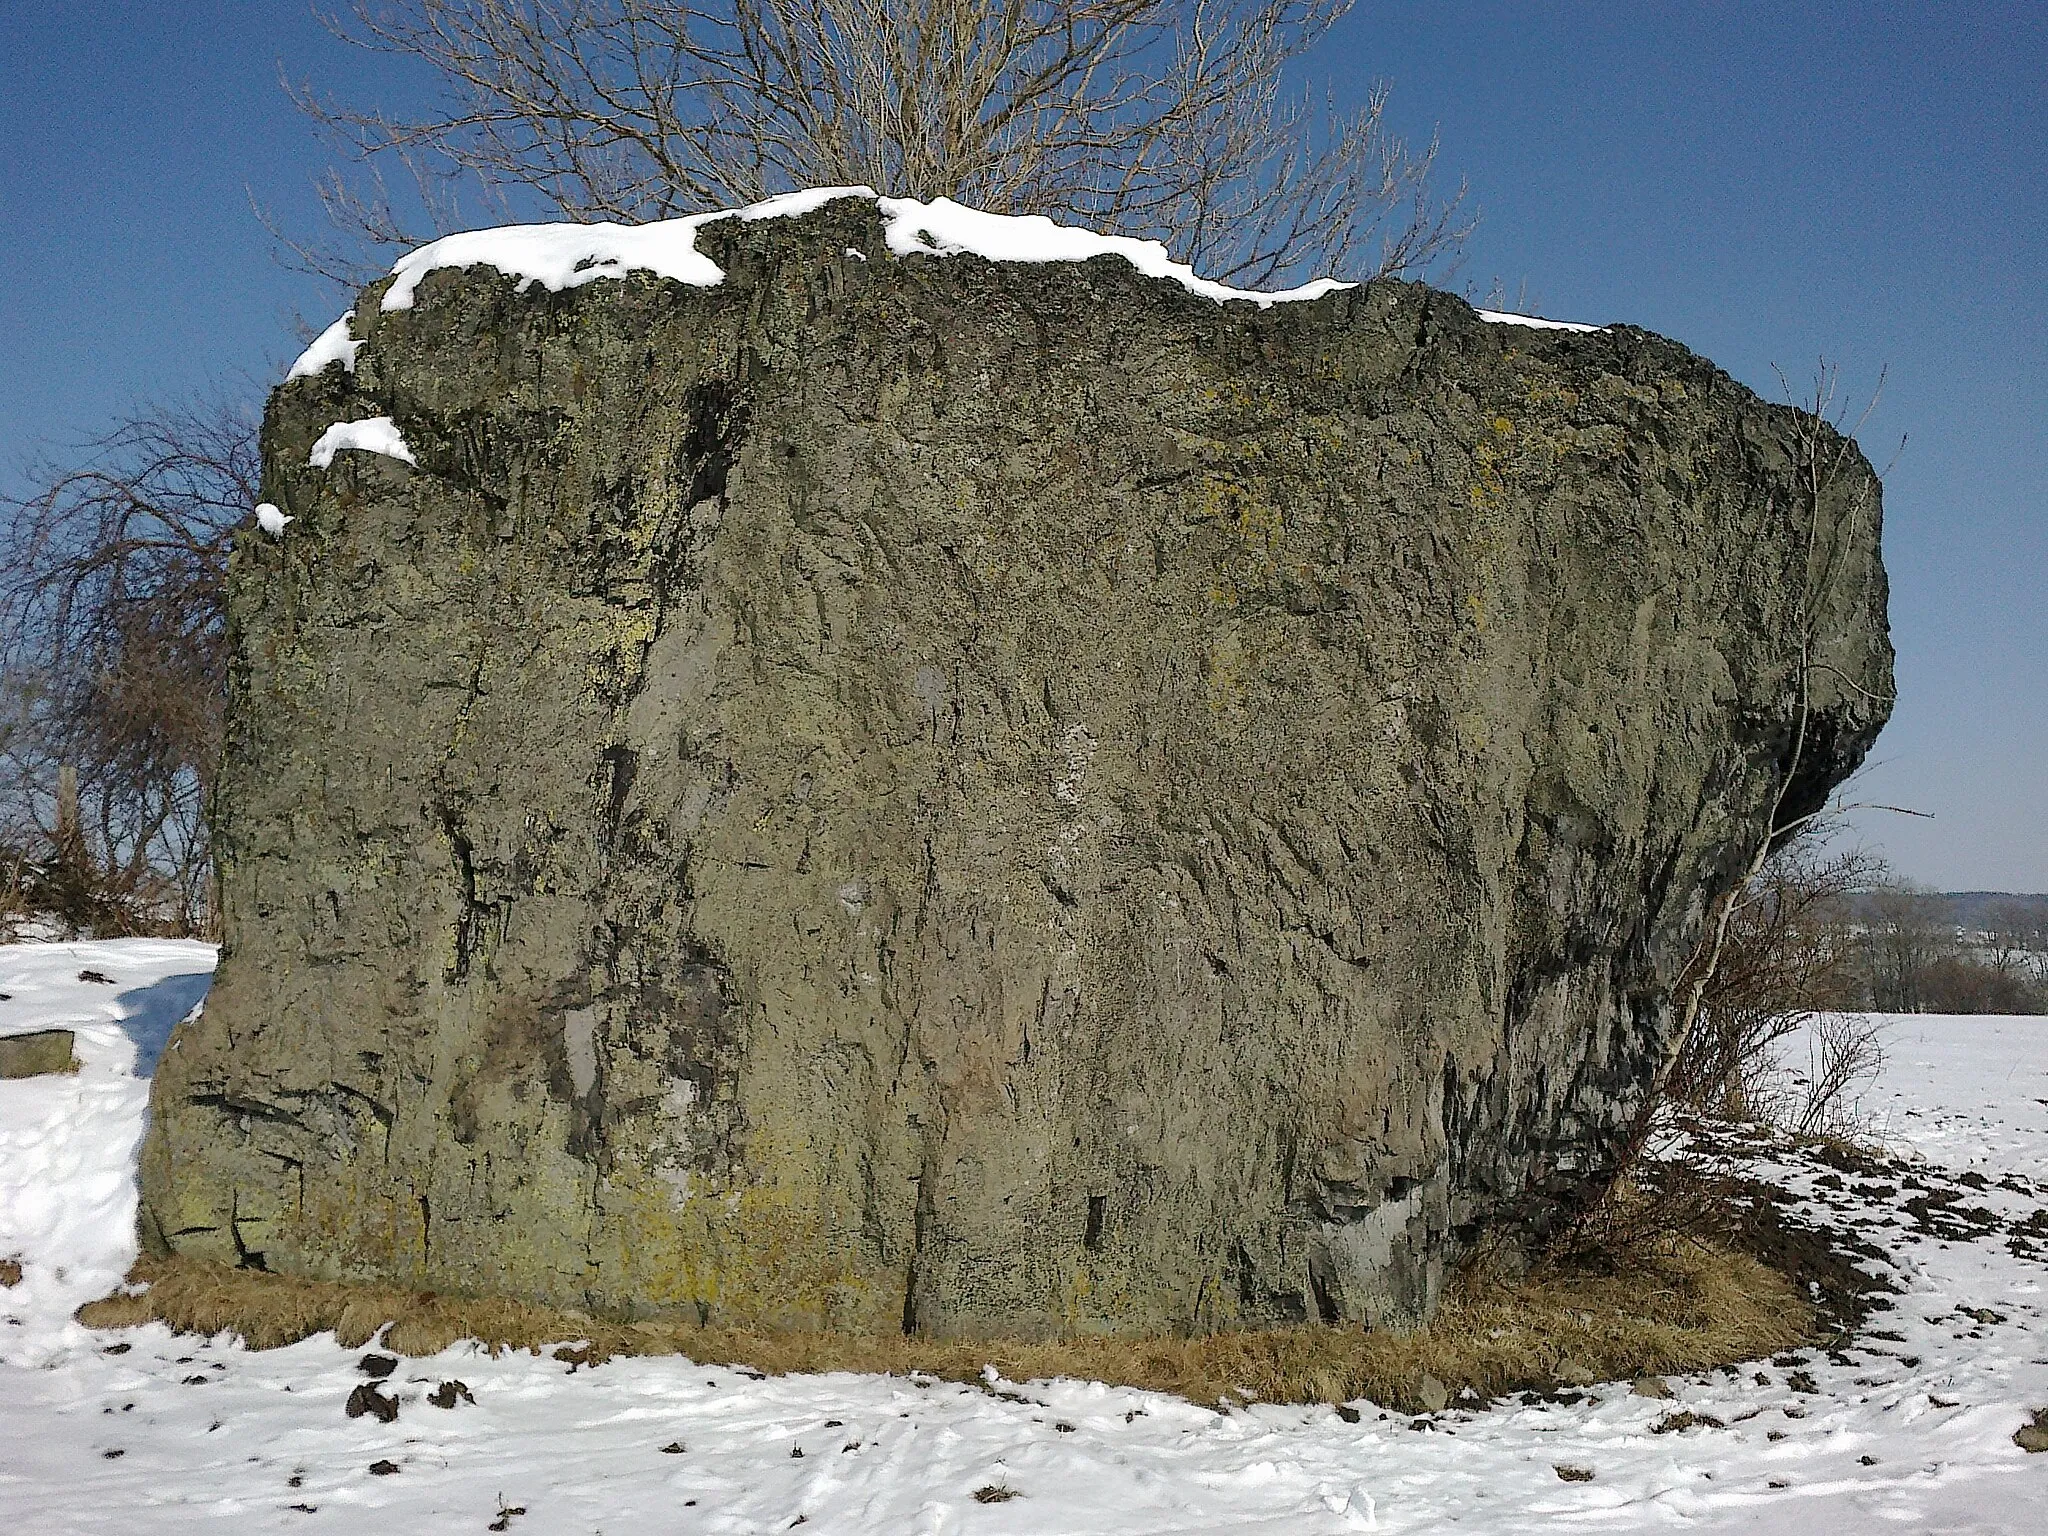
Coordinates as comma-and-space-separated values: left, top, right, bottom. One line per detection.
140, 197, 1890, 1339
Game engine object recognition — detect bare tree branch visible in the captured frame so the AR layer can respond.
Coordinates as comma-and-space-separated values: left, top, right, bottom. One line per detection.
276, 0, 1471, 288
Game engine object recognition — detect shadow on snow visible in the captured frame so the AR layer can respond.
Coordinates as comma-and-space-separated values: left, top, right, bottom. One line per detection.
114, 971, 213, 1076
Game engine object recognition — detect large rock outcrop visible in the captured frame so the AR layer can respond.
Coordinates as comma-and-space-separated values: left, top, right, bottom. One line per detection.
141, 192, 1891, 1338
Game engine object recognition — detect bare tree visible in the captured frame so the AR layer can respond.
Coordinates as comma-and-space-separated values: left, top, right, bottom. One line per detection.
284, 0, 1470, 287
1984, 898, 2048, 995
0, 397, 256, 936
1858, 881, 1943, 1013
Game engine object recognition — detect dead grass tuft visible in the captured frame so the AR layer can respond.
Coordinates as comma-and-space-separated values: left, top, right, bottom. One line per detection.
77, 1232, 1807, 1411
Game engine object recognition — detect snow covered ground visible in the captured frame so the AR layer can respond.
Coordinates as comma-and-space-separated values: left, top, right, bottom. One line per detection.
3, 940, 2043, 1533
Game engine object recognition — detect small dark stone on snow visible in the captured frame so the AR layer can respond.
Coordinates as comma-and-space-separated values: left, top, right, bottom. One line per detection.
1859, 1454, 1879, 1465
2015, 1408, 2048, 1453
0, 1030, 77, 1080
345, 1382, 399, 1423
356, 1352, 397, 1378
1554, 1358, 1596, 1389
1651, 1411, 1726, 1434
181, 1375, 211, 1386
368, 1459, 401, 1476
1334, 1404, 1362, 1424
1786, 1371, 1819, 1394
103, 1448, 124, 1458
1554, 1465, 1595, 1482
1054, 1422, 1076, 1433
102, 1342, 130, 1355
77, 970, 114, 984
660, 1442, 686, 1454
427, 1379, 474, 1408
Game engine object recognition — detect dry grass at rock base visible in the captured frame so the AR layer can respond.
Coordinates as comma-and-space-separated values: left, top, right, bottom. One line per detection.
77, 1237, 1807, 1413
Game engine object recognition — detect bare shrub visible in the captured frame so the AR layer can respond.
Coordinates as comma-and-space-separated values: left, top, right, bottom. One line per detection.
1545, 1154, 1743, 1275
0, 397, 255, 937
1654, 832, 1891, 1150
1788, 1013, 1886, 1141
1665, 830, 1878, 1120
284, 0, 1472, 287
1917, 952, 2042, 1014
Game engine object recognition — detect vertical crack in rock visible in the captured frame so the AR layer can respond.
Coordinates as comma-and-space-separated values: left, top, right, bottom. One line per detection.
438, 805, 481, 985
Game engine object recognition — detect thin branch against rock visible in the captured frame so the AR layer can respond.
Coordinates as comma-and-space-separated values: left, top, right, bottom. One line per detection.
279, 0, 1471, 287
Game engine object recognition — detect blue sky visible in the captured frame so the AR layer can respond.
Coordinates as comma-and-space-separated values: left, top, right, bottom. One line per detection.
3, 3, 2042, 889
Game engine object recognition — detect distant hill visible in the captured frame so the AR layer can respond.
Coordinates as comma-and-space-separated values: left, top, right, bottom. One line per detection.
1837, 889, 2048, 931
1939, 892, 2048, 929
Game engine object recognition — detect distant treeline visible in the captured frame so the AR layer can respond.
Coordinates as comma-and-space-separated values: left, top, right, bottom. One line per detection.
1821, 887, 2048, 1014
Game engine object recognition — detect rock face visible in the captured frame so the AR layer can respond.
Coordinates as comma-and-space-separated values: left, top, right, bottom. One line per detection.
141, 195, 1891, 1338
